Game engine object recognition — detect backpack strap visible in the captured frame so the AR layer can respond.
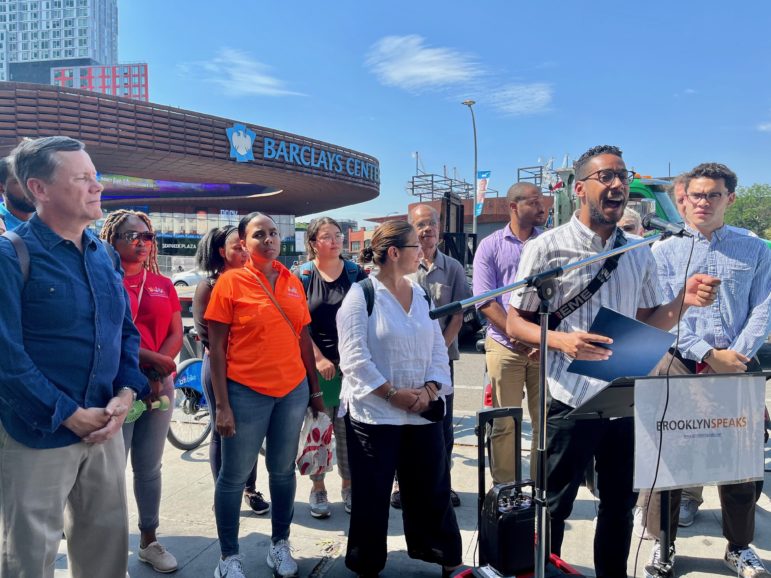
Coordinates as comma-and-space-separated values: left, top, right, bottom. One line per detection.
2, 230, 30, 283
358, 277, 375, 317
358, 277, 430, 318
297, 261, 315, 294
100, 239, 122, 274
343, 259, 361, 284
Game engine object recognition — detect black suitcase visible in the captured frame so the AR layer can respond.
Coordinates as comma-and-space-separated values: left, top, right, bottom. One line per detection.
456, 408, 584, 578
476, 407, 536, 575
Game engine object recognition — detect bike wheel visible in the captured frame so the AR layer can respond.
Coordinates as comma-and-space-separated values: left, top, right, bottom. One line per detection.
167, 358, 211, 451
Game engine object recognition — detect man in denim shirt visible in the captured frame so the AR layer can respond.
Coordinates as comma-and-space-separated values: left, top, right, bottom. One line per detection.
0, 136, 147, 578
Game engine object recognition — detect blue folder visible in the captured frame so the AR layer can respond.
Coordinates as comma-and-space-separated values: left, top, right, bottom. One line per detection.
567, 307, 676, 383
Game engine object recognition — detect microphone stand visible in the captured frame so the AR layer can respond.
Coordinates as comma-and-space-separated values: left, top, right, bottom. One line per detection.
430, 231, 675, 578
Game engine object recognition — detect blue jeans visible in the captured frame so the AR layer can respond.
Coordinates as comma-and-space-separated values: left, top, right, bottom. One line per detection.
215, 378, 309, 557
201, 353, 258, 490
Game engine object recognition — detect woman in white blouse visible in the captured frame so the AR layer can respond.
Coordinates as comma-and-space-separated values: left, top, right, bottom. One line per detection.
336, 220, 462, 578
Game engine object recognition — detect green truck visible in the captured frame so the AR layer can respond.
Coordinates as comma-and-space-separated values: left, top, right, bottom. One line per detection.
544, 166, 682, 229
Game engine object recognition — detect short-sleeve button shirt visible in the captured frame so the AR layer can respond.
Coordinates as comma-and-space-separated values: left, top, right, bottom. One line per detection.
509, 214, 663, 407
410, 250, 471, 360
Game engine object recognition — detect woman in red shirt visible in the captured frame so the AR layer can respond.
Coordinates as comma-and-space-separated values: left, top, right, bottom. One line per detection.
101, 210, 183, 574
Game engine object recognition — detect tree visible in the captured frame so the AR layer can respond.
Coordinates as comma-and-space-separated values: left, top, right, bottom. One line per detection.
725, 184, 771, 239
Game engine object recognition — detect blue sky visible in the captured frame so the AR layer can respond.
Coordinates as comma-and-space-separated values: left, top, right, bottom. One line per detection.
118, 0, 771, 224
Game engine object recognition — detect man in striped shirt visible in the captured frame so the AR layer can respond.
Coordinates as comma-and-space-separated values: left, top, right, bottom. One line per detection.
506, 145, 719, 577
642, 163, 771, 578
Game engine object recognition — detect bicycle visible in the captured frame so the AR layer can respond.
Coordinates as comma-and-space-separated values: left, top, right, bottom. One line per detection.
166, 327, 211, 451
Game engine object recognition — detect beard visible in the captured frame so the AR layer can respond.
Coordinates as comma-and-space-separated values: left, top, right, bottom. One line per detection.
5, 191, 36, 214
588, 197, 621, 226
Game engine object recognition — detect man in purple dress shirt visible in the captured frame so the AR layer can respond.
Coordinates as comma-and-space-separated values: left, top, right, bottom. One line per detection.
472, 182, 547, 482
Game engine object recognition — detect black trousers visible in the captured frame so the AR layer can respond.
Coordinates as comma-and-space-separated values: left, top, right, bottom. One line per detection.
546, 400, 636, 578
344, 415, 462, 575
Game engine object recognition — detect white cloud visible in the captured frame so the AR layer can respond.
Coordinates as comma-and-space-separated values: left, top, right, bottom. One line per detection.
179, 48, 304, 97
486, 83, 553, 116
758, 121, 771, 132
684, 88, 697, 95
366, 35, 480, 92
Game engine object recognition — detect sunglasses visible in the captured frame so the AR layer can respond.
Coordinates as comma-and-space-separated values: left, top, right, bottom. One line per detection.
119, 231, 155, 244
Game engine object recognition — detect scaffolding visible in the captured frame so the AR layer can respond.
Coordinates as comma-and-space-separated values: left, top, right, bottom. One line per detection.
406, 172, 499, 202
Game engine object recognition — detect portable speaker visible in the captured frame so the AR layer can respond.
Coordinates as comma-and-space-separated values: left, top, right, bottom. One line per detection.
479, 481, 536, 576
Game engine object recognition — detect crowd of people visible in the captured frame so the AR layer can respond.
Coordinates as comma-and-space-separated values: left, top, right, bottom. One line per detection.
0, 136, 768, 578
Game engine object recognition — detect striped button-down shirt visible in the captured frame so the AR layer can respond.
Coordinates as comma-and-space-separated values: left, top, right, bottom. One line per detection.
509, 214, 663, 408
652, 224, 771, 362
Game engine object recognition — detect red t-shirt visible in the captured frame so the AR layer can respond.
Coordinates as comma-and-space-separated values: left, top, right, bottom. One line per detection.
124, 270, 181, 353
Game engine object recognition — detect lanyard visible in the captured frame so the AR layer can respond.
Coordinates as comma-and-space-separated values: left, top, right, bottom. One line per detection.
132, 269, 147, 323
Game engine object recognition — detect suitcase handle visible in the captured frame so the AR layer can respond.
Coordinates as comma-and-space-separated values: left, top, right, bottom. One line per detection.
475, 406, 527, 563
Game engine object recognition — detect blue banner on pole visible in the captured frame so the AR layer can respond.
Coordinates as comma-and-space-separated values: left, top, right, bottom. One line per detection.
475, 170, 491, 217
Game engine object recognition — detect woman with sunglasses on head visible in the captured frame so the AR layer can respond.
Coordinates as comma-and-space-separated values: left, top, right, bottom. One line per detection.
336, 220, 462, 578
100, 210, 183, 574
192, 226, 269, 516
205, 212, 324, 578
294, 217, 366, 519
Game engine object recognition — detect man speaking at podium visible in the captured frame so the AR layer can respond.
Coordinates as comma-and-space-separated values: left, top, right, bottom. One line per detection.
505, 145, 719, 577
642, 162, 771, 578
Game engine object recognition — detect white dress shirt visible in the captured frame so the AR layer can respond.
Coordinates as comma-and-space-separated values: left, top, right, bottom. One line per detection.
337, 275, 451, 425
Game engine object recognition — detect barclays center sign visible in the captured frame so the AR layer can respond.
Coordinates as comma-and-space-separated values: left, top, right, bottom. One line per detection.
226, 123, 379, 185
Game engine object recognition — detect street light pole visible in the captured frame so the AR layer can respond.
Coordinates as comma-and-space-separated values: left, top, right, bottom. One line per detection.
462, 99, 478, 235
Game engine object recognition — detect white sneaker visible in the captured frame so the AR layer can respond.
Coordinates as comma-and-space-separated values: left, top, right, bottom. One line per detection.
724, 545, 771, 578
267, 539, 298, 577
215, 554, 246, 578
309, 489, 331, 519
678, 497, 699, 527
138, 541, 178, 573
633, 506, 655, 541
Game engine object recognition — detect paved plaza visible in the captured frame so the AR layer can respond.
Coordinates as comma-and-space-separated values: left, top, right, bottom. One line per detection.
51, 348, 771, 578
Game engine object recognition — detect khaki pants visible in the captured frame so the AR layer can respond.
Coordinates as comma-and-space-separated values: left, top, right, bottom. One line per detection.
0, 421, 129, 578
486, 336, 541, 483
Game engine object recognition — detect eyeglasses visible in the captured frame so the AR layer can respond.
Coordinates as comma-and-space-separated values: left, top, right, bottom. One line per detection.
315, 233, 344, 243
398, 245, 421, 249
580, 169, 635, 186
685, 191, 725, 203
119, 231, 155, 244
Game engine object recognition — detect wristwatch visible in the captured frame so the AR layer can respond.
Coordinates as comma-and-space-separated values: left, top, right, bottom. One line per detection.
117, 386, 137, 402
702, 349, 714, 363
384, 387, 398, 403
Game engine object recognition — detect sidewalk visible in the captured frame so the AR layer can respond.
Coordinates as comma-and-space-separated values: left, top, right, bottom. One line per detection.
53, 411, 771, 577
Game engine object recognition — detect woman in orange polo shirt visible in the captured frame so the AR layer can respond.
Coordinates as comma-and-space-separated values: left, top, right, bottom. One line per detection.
205, 212, 323, 578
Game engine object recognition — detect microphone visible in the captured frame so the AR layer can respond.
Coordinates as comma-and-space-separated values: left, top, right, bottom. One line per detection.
641, 213, 693, 238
